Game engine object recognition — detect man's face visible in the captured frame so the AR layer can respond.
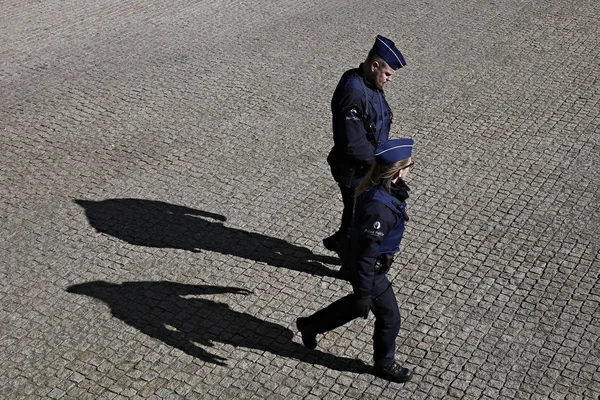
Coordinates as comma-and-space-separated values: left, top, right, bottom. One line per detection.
373, 62, 395, 89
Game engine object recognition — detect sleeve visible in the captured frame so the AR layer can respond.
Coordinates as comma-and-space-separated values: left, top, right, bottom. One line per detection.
331, 88, 375, 168
352, 202, 396, 298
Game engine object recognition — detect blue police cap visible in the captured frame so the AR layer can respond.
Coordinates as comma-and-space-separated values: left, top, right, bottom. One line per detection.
374, 138, 414, 164
372, 35, 406, 70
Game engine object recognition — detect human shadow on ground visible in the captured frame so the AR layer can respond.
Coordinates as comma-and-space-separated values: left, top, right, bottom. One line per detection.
74, 198, 339, 277
67, 281, 367, 373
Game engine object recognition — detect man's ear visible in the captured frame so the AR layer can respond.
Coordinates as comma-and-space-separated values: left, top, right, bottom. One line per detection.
371, 60, 379, 72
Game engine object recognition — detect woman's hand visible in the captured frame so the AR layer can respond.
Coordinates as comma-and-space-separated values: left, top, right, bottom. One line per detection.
355, 296, 372, 319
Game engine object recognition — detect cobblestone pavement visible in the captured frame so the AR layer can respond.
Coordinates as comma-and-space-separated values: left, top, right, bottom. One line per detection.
2, 0, 599, 399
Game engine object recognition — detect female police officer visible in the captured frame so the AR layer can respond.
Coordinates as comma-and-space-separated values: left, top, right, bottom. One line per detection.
297, 138, 414, 383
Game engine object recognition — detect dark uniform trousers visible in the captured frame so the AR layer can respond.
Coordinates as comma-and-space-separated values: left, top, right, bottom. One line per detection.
332, 168, 368, 244
338, 183, 357, 239
303, 273, 401, 367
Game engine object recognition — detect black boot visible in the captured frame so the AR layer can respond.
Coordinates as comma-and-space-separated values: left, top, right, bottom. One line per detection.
373, 362, 413, 383
296, 317, 317, 350
323, 232, 341, 255
336, 267, 352, 281
335, 234, 351, 279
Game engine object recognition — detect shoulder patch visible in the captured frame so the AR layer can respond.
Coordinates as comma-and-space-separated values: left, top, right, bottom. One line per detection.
345, 108, 361, 121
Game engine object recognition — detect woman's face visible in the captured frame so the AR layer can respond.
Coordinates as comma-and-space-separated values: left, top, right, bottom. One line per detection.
398, 158, 413, 179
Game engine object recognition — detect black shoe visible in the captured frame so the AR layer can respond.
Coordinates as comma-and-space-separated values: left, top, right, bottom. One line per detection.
323, 233, 341, 253
373, 362, 413, 383
336, 267, 352, 281
296, 317, 317, 350
324, 233, 347, 260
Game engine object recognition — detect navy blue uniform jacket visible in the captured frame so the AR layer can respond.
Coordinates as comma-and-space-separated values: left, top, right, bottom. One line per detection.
347, 180, 410, 299
329, 66, 392, 174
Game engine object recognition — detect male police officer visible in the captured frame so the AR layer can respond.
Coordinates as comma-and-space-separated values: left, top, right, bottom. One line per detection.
324, 35, 407, 263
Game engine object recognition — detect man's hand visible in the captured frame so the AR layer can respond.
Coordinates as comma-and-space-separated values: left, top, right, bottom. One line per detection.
355, 296, 371, 319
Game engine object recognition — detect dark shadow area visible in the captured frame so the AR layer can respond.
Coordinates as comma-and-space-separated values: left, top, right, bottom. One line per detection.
74, 198, 339, 277
67, 281, 367, 373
